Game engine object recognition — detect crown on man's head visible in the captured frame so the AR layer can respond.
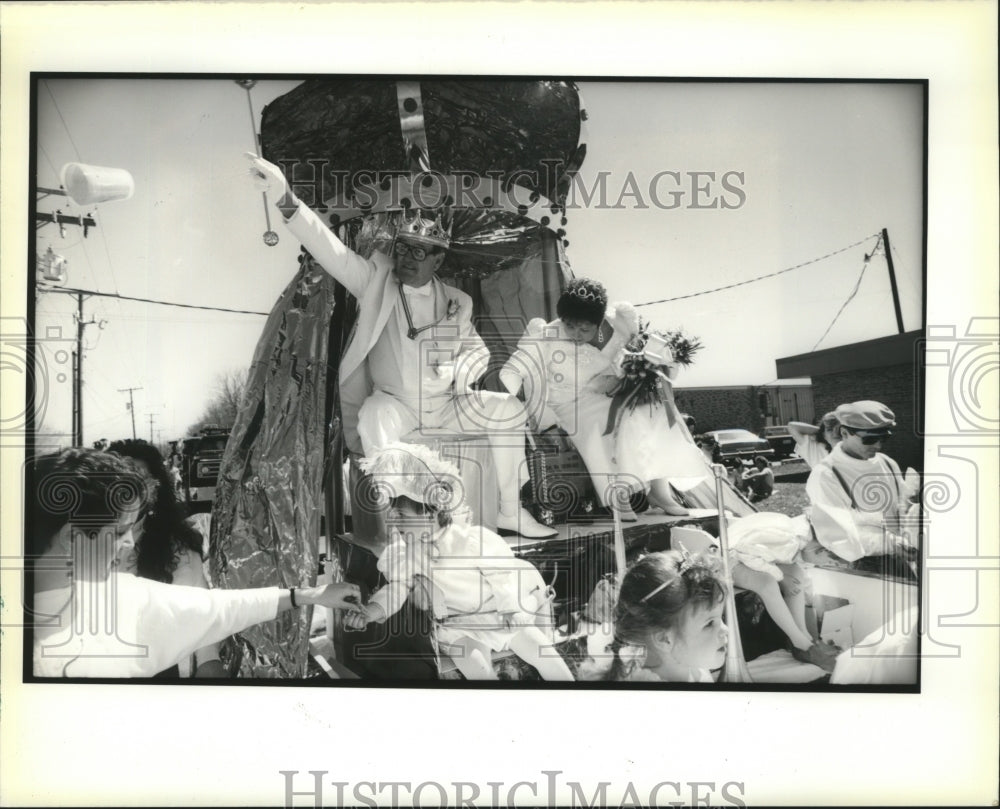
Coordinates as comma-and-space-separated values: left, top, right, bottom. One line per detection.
397, 207, 452, 250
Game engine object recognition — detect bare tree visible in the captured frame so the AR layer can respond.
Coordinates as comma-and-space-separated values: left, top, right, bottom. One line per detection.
186, 368, 249, 434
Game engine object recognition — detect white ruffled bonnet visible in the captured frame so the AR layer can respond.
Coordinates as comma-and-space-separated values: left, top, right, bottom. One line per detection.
358, 442, 465, 512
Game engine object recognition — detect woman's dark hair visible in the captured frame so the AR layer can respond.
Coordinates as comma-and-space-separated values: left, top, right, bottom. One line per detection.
29, 448, 152, 555
556, 277, 608, 325
607, 550, 726, 680
816, 411, 840, 452
108, 439, 203, 583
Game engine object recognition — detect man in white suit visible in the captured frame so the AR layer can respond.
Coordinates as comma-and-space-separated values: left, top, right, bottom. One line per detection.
248, 154, 555, 538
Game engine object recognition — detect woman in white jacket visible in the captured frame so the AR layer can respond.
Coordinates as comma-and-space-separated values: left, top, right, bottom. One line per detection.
500, 278, 709, 520
31, 449, 359, 678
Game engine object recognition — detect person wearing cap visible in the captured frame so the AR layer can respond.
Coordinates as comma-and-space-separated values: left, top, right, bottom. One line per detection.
342, 443, 574, 680
246, 154, 555, 539
805, 400, 920, 562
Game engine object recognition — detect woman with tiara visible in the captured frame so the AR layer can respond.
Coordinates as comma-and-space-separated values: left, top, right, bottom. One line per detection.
501, 278, 713, 521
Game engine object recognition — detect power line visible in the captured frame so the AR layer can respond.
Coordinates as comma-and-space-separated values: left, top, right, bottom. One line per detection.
42, 81, 84, 163
810, 252, 874, 351
93, 209, 123, 296
36, 284, 269, 316
38, 143, 63, 187
634, 232, 881, 307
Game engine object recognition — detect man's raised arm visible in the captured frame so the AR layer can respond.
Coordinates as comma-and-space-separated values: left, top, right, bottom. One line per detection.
246, 153, 373, 298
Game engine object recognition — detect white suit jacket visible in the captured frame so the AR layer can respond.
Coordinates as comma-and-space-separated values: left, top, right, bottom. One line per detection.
284, 202, 490, 451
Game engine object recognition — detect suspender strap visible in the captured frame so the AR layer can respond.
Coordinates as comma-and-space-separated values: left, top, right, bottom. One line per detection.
829, 455, 902, 510
830, 463, 857, 508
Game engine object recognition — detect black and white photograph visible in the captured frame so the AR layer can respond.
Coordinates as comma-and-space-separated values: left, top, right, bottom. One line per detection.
23, 75, 926, 687
1, 3, 996, 807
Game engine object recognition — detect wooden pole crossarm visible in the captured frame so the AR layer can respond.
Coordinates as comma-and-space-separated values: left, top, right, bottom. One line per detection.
36, 211, 96, 232
36, 186, 69, 199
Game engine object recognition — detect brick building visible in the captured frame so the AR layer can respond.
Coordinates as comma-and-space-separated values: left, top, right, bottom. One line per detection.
673, 385, 765, 435
775, 329, 924, 471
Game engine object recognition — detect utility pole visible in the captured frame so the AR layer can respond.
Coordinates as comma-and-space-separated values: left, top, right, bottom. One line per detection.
148, 412, 158, 443
118, 386, 142, 440
882, 228, 905, 334
36, 210, 97, 236
72, 293, 102, 447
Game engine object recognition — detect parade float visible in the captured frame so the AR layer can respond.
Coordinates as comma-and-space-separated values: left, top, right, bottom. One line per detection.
209, 79, 917, 683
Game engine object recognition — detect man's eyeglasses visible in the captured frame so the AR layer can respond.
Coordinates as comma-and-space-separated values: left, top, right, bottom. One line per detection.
394, 241, 431, 261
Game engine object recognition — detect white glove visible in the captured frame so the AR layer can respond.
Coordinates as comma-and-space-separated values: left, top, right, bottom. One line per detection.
245, 152, 288, 197
454, 358, 484, 394
903, 467, 921, 500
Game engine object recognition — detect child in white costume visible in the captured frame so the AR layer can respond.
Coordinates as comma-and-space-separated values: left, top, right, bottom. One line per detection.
343, 443, 574, 681
706, 513, 840, 671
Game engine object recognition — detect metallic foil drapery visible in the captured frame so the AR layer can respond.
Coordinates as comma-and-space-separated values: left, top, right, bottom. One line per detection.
210, 257, 337, 678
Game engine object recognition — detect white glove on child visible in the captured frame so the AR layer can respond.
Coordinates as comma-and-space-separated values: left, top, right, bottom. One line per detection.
245, 152, 288, 197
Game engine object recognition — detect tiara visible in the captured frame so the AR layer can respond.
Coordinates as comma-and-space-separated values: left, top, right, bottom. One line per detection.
397, 208, 452, 249
566, 283, 606, 303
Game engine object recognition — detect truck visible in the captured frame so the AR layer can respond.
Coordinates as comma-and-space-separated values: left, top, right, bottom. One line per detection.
179, 426, 230, 512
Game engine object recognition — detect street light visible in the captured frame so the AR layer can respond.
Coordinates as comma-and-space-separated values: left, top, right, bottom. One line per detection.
60, 162, 135, 205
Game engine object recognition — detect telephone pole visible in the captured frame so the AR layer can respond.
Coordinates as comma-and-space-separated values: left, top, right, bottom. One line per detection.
118, 386, 142, 440
148, 412, 158, 443
72, 293, 103, 447
881, 228, 905, 334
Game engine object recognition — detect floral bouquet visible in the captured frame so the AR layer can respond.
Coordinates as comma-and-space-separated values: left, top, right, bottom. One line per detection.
604, 320, 702, 435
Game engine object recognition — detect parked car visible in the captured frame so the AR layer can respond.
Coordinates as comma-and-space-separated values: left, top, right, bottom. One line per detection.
759, 425, 797, 459
700, 429, 774, 466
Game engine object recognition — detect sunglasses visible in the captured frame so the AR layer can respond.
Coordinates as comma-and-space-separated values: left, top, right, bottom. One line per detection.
849, 430, 891, 445
394, 241, 431, 261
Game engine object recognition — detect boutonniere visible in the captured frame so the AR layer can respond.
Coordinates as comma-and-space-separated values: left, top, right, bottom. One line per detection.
446, 299, 460, 320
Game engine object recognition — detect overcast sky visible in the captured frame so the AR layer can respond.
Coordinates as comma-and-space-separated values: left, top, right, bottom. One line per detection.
33, 78, 924, 444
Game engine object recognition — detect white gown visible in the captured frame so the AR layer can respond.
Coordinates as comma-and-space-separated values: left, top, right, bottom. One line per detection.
503, 302, 708, 506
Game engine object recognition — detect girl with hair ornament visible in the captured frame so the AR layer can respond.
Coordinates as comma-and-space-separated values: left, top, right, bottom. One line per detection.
582, 549, 730, 683
343, 443, 575, 681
